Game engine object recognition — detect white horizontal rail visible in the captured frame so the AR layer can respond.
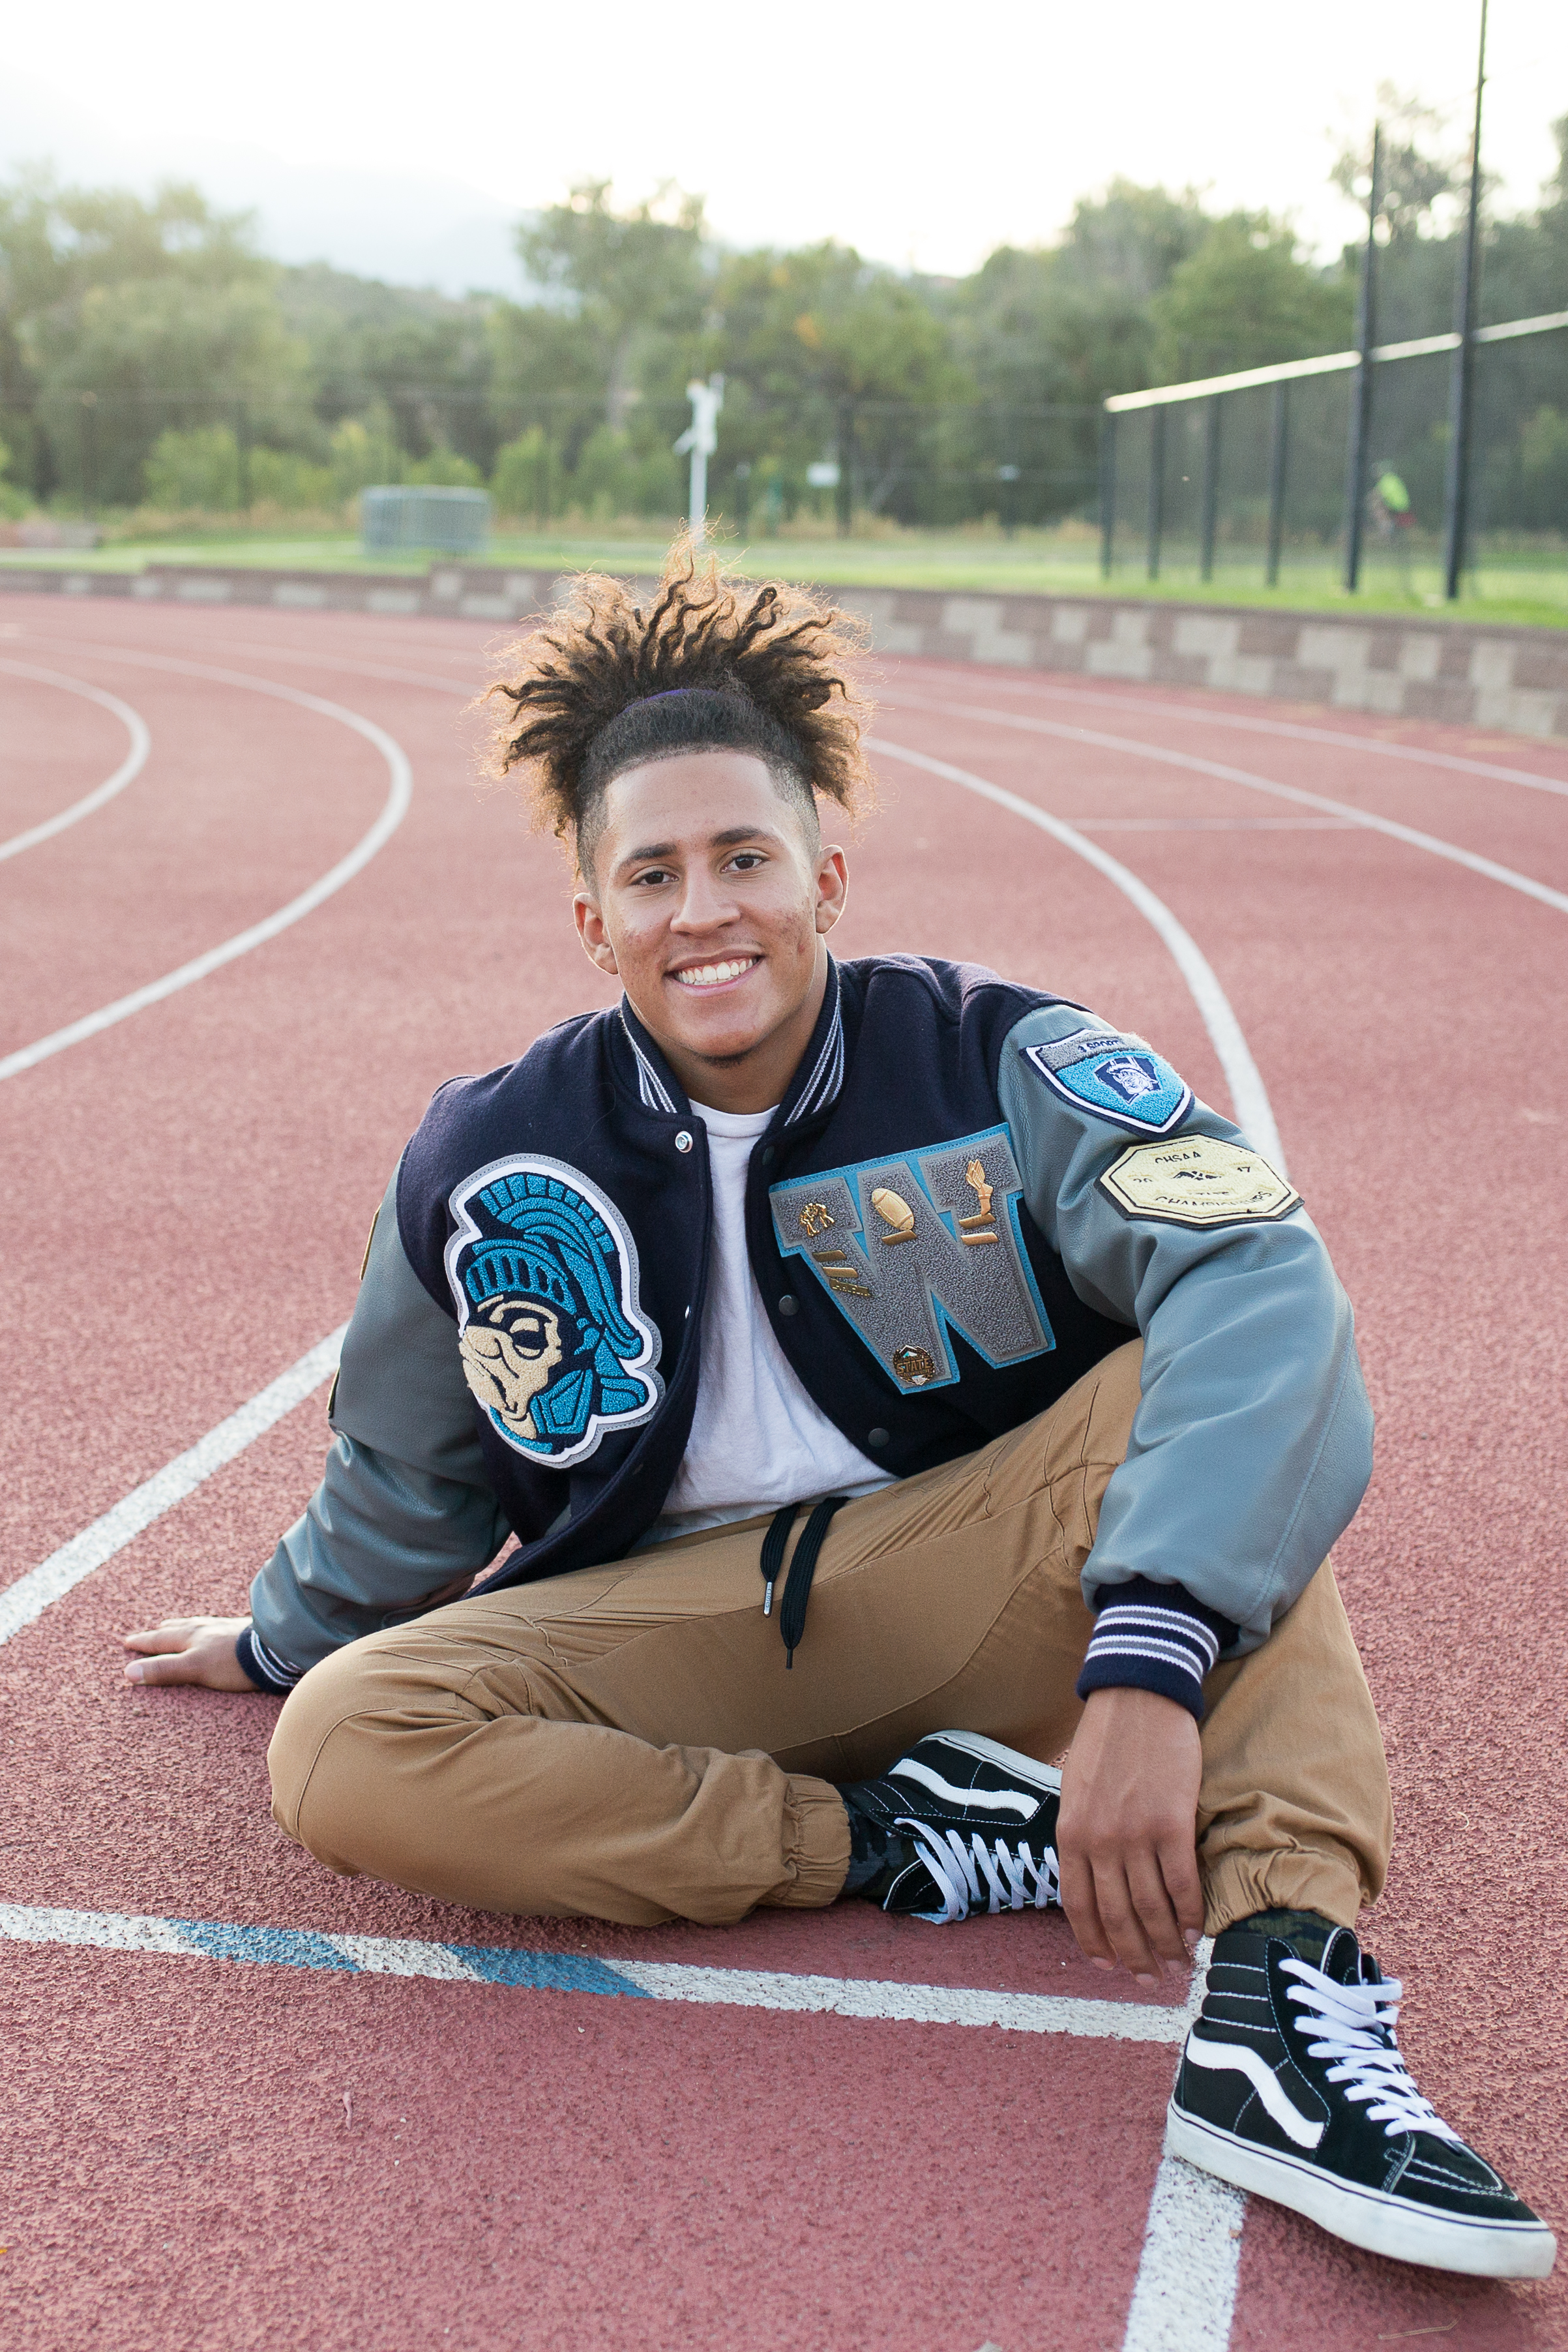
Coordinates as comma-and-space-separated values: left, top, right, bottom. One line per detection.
1104, 308, 1568, 411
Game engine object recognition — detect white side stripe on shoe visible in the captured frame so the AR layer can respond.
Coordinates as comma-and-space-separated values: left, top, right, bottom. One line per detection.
1185, 2032, 1326, 2149
888, 1757, 1038, 1815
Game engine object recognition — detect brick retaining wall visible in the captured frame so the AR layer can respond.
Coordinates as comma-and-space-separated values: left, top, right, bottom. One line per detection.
5, 561, 1565, 741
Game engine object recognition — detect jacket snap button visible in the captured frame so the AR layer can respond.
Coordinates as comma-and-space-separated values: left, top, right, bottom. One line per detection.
778, 1293, 799, 1316
760, 1144, 775, 1165
867, 1427, 889, 1449
674, 1130, 693, 1154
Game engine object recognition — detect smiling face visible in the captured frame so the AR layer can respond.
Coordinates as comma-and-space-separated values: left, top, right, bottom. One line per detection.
572, 750, 848, 1114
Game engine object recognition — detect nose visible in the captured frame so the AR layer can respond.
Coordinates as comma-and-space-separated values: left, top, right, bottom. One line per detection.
670, 865, 739, 933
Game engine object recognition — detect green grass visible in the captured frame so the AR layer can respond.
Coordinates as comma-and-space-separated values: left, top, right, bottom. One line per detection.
4, 518, 1566, 629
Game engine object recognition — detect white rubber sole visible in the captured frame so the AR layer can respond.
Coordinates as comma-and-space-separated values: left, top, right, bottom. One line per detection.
926, 1729, 1063, 1798
1166, 2101, 1558, 2280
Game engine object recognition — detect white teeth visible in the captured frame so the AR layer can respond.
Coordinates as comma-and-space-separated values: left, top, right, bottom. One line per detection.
673, 957, 757, 989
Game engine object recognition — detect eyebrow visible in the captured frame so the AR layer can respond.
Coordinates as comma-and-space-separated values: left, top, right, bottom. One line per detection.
615, 824, 778, 873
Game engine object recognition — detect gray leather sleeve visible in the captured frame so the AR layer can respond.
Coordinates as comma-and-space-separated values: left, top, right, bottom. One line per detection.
247, 1172, 512, 1675
998, 1005, 1373, 1650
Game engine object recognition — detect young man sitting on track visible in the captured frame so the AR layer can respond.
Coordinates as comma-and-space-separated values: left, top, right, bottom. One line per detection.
125, 550, 1552, 2282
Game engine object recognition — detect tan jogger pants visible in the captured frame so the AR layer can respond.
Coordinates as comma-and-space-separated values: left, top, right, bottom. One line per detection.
268, 1342, 1392, 1932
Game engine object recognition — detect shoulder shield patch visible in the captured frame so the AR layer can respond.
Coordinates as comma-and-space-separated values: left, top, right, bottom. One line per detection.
1022, 1028, 1194, 1136
1098, 1135, 1302, 1229
444, 1155, 662, 1465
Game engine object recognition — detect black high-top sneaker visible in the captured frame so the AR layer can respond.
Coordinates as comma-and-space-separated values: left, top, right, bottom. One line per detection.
1168, 1916, 1556, 2279
838, 1730, 1061, 1922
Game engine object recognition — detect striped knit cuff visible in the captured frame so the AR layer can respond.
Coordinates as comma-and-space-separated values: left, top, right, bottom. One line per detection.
1075, 1579, 1235, 1722
234, 1624, 303, 1695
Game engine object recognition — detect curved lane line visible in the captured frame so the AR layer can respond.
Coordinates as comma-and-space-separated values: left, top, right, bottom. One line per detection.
900, 666, 1568, 802
881, 693, 1568, 917
0, 665, 413, 1084
0, 661, 152, 863
870, 735, 1286, 1170
0, 1328, 346, 1646
22, 629, 470, 700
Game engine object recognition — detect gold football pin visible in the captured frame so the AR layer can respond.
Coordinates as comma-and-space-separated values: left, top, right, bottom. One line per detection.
870, 1186, 917, 1242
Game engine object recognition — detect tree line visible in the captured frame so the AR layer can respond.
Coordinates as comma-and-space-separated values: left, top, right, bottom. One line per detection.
1, 96, 1563, 534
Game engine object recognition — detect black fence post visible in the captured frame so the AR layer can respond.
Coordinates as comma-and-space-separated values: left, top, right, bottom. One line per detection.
1344, 123, 1382, 592
1146, 407, 1166, 581
80, 391, 97, 514
235, 398, 252, 513
1443, 0, 1488, 600
1265, 381, 1290, 588
1099, 409, 1117, 578
1198, 396, 1222, 582
836, 401, 853, 538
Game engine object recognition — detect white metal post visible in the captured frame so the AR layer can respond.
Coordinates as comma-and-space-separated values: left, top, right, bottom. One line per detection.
673, 376, 724, 546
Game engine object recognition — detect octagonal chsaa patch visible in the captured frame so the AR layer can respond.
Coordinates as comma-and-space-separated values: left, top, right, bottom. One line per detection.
1097, 1135, 1302, 1229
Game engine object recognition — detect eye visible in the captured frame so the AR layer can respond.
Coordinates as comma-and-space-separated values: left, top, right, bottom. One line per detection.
727, 852, 767, 872
631, 865, 675, 887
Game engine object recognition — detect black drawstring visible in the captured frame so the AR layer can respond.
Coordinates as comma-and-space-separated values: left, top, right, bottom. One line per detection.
759, 1506, 793, 1619
760, 1496, 850, 1668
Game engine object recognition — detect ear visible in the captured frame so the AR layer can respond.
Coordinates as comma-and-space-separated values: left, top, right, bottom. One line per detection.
573, 887, 620, 976
814, 842, 849, 936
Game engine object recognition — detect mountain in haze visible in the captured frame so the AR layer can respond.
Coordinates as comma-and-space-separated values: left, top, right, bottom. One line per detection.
0, 70, 525, 295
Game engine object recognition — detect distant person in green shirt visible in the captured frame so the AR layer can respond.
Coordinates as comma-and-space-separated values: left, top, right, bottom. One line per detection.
1370, 465, 1414, 581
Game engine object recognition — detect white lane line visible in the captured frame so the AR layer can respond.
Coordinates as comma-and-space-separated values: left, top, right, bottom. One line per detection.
609, 1961, 1189, 2038
901, 664, 1568, 802
0, 1899, 1195, 2040
1121, 1938, 1246, 2352
1122, 2149, 1247, 2351
881, 692, 1568, 917
20, 628, 471, 700
1070, 817, 1356, 833
870, 736, 1286, 1171
0, 1328, 344, 1647
0, 661, 151, 861
0, 666, 413, 1083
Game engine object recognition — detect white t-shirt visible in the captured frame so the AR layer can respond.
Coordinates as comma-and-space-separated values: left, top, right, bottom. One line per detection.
649, 1100, 895, 1543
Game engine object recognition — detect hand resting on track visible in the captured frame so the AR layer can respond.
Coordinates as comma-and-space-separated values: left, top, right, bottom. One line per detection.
121, 1615, 257, 1691
1058, 1685, 1204, 1985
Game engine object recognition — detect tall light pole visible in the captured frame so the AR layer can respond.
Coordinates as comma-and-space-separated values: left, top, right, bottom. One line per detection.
674, 375, 724, 546
1442, 0, 1488, 600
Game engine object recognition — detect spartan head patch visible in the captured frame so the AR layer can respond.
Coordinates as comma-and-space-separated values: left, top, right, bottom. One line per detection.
769, 1124, 1054, 1394
1021, 1027, 1194, 1137
444, 1155, 662, 1466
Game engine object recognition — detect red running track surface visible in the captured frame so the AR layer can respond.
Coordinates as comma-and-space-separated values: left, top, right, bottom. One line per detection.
0, 597, 1564, 2352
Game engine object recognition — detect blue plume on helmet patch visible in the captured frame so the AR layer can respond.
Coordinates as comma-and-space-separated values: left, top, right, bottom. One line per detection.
444, 1155, 662, 1465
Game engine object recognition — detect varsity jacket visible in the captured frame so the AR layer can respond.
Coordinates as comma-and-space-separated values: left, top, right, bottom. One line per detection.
243, 955, 1373, 1719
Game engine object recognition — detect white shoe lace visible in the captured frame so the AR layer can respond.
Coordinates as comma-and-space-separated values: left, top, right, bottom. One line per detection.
899, 1819, 1061, 1924
1282, 1956, 1461, 2143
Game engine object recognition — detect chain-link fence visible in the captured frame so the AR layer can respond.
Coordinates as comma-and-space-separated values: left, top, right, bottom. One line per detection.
16, 314, 1566, 591
20, 381, 1104, 537
1099, 312, 1568, 595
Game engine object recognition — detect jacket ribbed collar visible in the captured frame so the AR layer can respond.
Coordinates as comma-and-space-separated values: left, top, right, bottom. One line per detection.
615, 954, 846, 1131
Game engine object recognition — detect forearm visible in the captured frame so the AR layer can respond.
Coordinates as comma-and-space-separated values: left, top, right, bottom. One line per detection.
248, 1432, 512, 1681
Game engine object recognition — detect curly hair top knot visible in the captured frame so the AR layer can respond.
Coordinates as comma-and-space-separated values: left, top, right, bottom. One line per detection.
484, 539, 873, 872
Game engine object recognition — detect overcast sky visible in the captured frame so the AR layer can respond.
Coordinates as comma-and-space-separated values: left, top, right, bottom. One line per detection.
4, 0, 1564, 291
